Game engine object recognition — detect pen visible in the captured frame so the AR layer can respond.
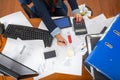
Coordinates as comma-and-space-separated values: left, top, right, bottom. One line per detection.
59, 41, 65, 43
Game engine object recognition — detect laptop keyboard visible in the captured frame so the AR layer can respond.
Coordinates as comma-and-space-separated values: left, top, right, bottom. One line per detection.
4, 24, 53, 47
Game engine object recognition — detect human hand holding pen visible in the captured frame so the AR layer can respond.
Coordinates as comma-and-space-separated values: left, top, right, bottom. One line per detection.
55, 34, 67, 46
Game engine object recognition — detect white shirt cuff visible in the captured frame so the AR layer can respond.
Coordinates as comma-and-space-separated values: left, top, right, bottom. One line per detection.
72, 9, 80, 15
51, 27, 61, 37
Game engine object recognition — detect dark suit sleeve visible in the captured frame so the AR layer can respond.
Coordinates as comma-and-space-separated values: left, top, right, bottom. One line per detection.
31, 0, 58, 33
19, 0, 32, 4
67, 0, 79, 11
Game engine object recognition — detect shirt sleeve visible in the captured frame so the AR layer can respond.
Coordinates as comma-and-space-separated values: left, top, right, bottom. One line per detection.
31, 0, 59, 36
50, 27, 61, 37
68, 0, 80, 14
72, 9, 80, 15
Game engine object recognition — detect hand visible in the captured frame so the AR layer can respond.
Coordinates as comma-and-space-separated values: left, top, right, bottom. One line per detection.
55, 34, 67, 46
73, 13, 83, 22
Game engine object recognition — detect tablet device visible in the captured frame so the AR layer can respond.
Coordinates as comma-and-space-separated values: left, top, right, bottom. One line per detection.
0, 53, 39, 79
53, 17, 71, 29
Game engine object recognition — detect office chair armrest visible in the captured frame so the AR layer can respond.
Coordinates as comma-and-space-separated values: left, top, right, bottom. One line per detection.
21, 3, 39, 18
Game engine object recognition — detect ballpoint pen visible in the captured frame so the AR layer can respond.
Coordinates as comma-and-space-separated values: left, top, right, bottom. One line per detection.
58, 41, 65, 43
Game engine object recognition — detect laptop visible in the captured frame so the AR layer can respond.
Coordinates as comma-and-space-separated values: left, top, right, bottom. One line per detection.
85, 14, 120, 80
0, 53, 39, 80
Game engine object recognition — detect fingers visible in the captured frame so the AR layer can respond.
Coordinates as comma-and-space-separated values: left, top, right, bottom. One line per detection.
56, 34, 67, 46
57, 40, 67, 46
74, 14, 83, 22
76, 16, 83, 22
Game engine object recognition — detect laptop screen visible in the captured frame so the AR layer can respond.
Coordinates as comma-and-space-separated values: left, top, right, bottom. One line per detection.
0, 53, 39, 79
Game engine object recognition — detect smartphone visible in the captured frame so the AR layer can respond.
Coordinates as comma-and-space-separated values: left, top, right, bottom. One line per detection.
44, 50, 56, 59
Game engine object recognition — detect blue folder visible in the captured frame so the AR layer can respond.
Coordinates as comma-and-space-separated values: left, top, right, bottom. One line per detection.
85, 13, 120, 80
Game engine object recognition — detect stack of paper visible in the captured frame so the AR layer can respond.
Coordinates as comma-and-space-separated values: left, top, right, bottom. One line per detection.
84, 14, 115, 34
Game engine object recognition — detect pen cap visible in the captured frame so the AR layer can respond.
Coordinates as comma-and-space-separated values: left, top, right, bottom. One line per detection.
67, 32, 72, 44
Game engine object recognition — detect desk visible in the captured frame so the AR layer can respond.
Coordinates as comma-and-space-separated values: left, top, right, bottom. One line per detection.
0, 18, 92, 80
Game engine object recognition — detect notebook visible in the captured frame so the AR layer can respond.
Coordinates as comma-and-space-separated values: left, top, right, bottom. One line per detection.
0, 53, 39, 79
85, 14, 120, 80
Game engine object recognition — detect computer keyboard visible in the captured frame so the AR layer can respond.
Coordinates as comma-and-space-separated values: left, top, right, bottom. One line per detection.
73, 18, 87, 35
4, 24, 53, 47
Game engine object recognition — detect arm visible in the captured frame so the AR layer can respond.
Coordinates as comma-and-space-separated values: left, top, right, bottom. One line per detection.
31, 0, 67, 46
19, 0, 32, 4
31, 0, 58, 33
68, 0, 82, 22
67, 0, 79, 11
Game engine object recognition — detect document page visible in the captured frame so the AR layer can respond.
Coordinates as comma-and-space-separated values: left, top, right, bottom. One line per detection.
85, 14, 107, 34
37, 17, 88, 78
2, 38, 45, 72
0, 11, 32, 28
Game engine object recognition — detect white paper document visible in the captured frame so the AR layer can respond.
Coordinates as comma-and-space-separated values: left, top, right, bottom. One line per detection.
36, 14, 116, 79
34, 28, 84, 79
85, 14, 115, 34
37, 21, 85, 79
0, 11, 32, 28
52, 28, 84, 75
54, 51, 82, 76
2, 38, 45, 72
85, 14, 107, 34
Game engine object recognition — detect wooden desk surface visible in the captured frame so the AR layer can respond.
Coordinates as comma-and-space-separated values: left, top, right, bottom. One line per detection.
0, 18, 92, 80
